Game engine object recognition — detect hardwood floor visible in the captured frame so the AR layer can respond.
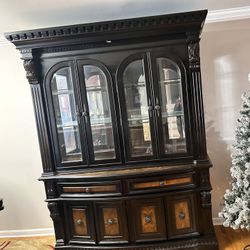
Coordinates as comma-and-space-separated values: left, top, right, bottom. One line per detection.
215, 225, 250, 250
0, 226, 250, 249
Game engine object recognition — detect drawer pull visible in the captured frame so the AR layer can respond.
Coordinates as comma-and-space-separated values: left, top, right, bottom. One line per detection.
76, 219, 84, 225
105, 218, 117, 225
159, 181, 165, 187
144, 215, 152, 224
85, 187, 91, 194
179, 212, 185, 220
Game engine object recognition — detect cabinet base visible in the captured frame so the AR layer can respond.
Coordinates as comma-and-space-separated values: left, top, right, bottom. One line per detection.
55, 236, 218, 250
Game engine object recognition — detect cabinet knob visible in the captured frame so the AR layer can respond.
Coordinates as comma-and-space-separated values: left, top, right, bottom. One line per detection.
179, 212, 185, 220
76, 111, 82, 117
159, 181, 165, 187
106, 218, 117, 225
144, 215, 152, 224
82, 111, 89, 117
155, 105, 161, 110
85, 187, 91, 194
76, 219, 83, 225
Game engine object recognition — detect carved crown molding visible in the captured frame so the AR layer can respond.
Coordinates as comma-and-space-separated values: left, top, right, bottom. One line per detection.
4, 10, 207, 47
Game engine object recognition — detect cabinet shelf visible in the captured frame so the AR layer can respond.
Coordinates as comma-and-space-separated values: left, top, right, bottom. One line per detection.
159, 79, 181, 85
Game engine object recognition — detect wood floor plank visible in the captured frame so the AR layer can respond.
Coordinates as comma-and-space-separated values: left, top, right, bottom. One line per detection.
0, 226, 249, 249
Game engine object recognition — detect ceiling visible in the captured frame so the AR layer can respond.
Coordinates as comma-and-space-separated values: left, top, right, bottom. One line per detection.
1, 0, 250, 33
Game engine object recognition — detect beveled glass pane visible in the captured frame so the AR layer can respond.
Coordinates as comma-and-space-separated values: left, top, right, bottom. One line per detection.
123, 59, 152, 157
156, 58, 186, 153
84, 65, 115, 161
51, 67, 82, 162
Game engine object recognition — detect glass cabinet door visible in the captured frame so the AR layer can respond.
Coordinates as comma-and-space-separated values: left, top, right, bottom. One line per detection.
121, 58, 154, 158
51, 67, 83, 163
82, 64, 116, 162
155, 58, 187, 154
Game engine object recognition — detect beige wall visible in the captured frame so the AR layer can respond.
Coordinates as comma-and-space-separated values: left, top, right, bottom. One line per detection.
0, 17, 249, 232
201, 19, 250, 217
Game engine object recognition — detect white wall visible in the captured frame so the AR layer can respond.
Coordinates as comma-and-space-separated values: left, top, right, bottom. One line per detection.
0, 2, 250, 234
0, 45, 52, 231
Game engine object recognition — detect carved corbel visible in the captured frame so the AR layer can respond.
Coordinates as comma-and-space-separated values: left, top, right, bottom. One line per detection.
47, 202, 65, 246
20, 48, 40, 84
186, 32, 201, 69
45, 181, 57, 199
23, 59, 39, 84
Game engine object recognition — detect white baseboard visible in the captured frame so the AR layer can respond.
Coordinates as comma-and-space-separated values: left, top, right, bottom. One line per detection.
213, 217, 224, 225
0, 228, 54, 238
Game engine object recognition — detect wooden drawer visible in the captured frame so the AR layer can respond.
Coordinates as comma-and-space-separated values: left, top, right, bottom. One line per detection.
95, 201, 129, 244
129, 198, 166, 242
165, 193, 198, 239
67, 203, 96, 244
59, 181, 121, 197
127, 173, 194, 194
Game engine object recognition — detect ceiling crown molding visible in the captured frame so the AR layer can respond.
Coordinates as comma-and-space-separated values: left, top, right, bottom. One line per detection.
207, 6, 250, 23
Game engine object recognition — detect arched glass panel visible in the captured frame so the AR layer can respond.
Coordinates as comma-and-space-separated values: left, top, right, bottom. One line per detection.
51, 67, 82, 162
156, 58, 187, 153
83, 65, 115, 161
123, 59, 153, 157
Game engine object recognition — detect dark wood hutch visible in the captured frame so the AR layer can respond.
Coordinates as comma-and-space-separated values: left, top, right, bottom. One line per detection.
5, 9, 218, 250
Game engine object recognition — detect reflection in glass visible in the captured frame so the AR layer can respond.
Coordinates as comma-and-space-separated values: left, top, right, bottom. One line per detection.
156, 58, 186, 153
51, 67, 82, 162
84, 65, 115, 161
123, 59, 152, 157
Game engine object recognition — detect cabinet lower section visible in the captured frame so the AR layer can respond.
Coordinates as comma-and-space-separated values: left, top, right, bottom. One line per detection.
45, 166, 218, 250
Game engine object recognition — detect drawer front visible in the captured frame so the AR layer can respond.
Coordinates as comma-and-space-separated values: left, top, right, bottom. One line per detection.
130, 198, 166, 242
128, 173, 194, 194
59, 181, 121, 197
166, 193, 198, 239
67, 203, 96, 243
95, 201, 129, 244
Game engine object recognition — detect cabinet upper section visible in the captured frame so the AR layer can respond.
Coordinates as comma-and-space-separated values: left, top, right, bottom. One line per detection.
5, 10, 209, 172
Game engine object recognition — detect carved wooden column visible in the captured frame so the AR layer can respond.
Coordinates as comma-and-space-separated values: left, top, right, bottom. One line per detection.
187, 32, 208, 161
48, 202, 65, 246
21, 49, 54, 173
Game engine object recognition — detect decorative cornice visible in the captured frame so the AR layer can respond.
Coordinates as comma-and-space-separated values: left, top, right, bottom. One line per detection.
2, 7, 250, 48
207, 6, 250, 23
4, 10, 207, 46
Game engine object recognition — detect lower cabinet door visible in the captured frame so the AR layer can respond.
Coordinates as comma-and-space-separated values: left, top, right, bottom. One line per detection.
95, 201, 129, 244
166, 193, 198, 239
129, 198, 166, 242
68, 203, 96, 244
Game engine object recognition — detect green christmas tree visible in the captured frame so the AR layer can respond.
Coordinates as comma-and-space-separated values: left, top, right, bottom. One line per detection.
219, 89, 250, 230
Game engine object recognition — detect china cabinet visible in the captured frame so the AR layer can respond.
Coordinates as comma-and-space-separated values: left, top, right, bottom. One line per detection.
5, 9, 218, 249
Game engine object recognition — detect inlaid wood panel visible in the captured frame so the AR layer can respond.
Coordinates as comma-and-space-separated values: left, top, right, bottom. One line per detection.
103, 207, 120, 236
174, 201, 191, 229
140, 206, 157, 233
72, 209, 88, 236
63, 185, 117, 194
95, 201, 128, 243
130, 198, 166, 242
166, 193, 198, 239
133, 176, 192, 190
67, 203, 96, 243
